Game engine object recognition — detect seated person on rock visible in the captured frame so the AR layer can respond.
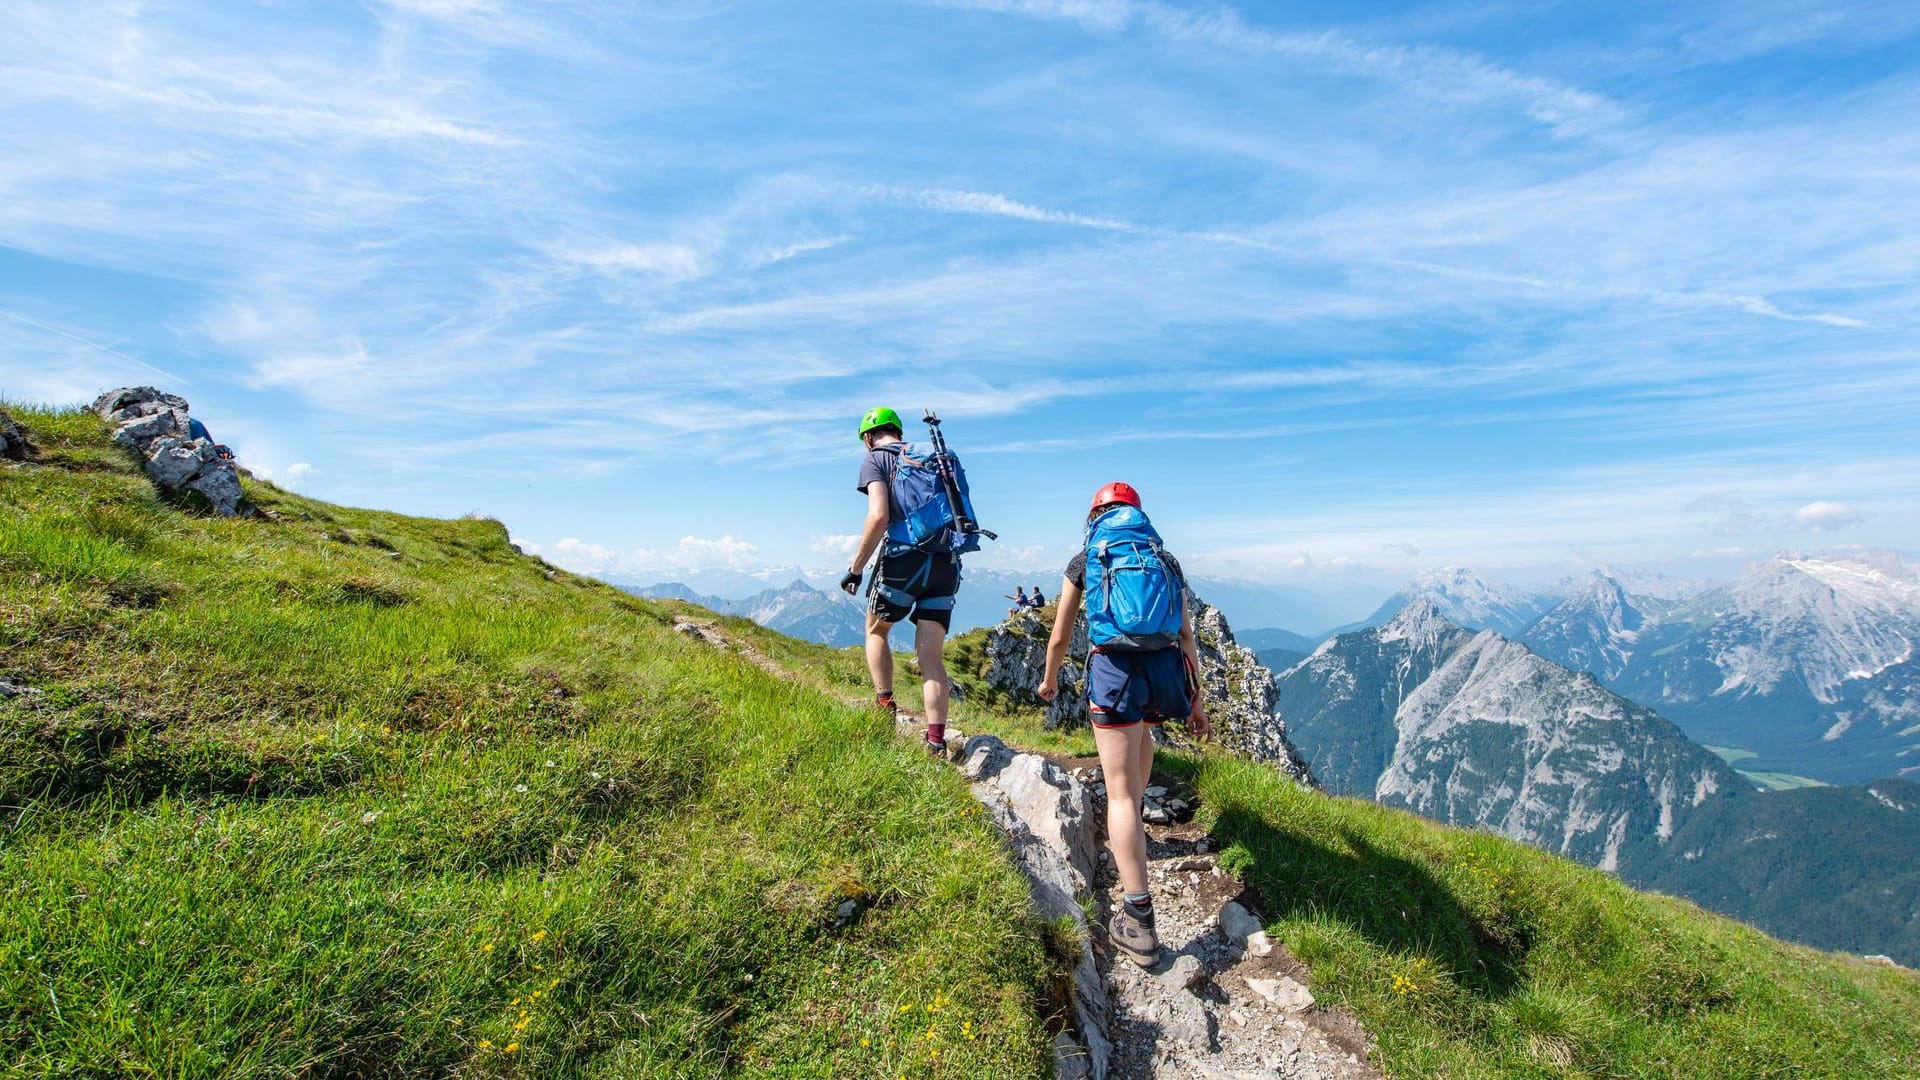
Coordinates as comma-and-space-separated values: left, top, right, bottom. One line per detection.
186, 416, 236, 462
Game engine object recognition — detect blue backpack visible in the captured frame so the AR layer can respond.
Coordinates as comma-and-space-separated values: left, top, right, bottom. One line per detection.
1083, 505, 1183, 649
880, 442, 984, 557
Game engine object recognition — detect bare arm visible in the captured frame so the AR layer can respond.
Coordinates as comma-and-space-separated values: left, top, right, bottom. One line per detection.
1179, 597, 1211, 739
1037, 576, 1081, 700
847, 483, 890, 578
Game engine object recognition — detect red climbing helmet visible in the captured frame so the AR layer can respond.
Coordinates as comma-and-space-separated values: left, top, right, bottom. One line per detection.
1091, 481, 1142, 512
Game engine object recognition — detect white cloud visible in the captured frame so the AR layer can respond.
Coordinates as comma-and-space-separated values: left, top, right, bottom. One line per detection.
245, 341, 375, 397
537, 534, 765, 577
756, 236, 850, 266
937, 0, 1623, 134
1793, 500, 1863, 532
559, 242, 707, 281
808, 533, 862, 559
873, 185, 1136, 230
283, 462, 314, 487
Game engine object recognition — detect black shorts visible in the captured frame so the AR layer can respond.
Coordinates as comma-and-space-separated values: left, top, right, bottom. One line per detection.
869, 551, 961, 630
1087, 647, 1191, 727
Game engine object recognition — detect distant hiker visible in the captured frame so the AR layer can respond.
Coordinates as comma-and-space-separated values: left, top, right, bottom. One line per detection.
1031, 585, 1046, 606
187, 416, 235, 461
1005, 586, 1030, 614
840, 407, 991, 754
1038, 481, 1209, 968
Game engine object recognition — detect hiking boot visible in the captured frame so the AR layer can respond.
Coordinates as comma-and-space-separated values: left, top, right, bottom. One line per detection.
875, 692, 898, 721
924, 734, 948, 756
1109, 903, 1160, 968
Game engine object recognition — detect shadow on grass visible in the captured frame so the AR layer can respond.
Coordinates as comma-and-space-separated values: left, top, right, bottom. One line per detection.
1209, 802, 1529, 1001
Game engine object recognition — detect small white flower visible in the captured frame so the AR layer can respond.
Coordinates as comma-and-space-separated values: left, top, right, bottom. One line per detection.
514, 784, 528, 794
361, 811, 381, 824
544, 760, 555, 768
590, 771, 602, 780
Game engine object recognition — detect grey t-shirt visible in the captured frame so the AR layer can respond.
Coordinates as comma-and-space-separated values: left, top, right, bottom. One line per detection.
856, 444, 903, 526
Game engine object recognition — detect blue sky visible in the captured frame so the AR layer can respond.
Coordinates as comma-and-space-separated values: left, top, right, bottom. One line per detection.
3, 0, 1917, 601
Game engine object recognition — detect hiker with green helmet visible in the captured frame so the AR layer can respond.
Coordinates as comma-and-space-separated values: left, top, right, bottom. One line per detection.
841, 406, 971, 753
1039, 480, 1210, 968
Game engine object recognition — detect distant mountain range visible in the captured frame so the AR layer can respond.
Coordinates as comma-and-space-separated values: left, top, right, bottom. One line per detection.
623, 566, 1388, 646
1311, 554, 1920, 786
1347, 565, 1562, 638
1278, 600, 1920, 965
632, 551, 1920, 784
629, 580, 870, 647
1282, 600, 1742, 872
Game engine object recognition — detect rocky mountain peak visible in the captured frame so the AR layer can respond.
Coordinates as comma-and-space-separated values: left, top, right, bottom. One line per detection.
1377, 596, 1457, 645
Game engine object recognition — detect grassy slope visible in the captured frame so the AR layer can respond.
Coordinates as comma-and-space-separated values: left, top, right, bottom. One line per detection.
0, 407, 1055, 1078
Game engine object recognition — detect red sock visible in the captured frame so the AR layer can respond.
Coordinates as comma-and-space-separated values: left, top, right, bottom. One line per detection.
926, 722, 945, 743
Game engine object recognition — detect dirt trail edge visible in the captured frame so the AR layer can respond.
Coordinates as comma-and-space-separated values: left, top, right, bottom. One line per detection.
672, 618, 1378, 1080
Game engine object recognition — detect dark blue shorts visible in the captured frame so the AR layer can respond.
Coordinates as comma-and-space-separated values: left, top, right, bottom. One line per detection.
1087, 648, 1191, 728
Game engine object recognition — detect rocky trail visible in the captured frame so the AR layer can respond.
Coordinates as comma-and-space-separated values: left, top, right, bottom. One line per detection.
671, 615, 1379, 1080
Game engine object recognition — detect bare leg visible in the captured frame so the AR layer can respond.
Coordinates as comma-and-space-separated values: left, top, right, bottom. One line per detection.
1136, 722, 1158, 806
1096, 722, 1152, 896
865, 611, 895, 698
915, 619, 949, 729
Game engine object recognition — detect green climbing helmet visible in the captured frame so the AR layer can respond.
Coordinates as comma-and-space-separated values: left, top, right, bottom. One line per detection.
858, 406, 903, 441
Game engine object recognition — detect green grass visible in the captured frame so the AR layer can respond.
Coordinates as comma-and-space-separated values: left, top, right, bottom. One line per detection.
0, 405, 1056, 1077
1166, 752, 1920, 1078
1707, 747, 1827, 789
1740, 771, 1829, 791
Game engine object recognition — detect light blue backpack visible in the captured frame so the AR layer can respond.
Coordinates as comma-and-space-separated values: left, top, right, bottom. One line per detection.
1083, 505, 1183, 649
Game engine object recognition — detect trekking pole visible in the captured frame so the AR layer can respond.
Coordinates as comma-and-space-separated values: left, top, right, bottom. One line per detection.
922, 410, 997, 541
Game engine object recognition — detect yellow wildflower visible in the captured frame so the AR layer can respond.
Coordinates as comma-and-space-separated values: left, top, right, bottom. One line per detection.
478, 1039, 493, 1050
530, 929, 548, 943
549, 978, 560, 988
504, 1042, 519, 1053
481, 943, 494, 953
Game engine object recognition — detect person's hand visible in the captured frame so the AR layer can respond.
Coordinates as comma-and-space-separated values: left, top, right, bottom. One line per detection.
1038, 676, 1058, 702
1187, 700, 1211, 741
839, 569, 862, 596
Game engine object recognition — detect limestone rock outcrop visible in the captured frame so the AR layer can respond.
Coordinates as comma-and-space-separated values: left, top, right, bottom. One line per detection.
91, 387, 246, 515
982, 609, 1090, 729
0, 408, 26, 460
1190, 605, 1315, 782
960, 734, 1112, 1079
980, 600, 1316, 783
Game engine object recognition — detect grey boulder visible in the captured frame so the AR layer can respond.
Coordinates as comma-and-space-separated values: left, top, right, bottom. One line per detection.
0, 408, 25, 460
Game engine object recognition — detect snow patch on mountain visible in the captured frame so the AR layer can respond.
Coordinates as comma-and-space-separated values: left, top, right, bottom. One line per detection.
1693, 553, 1920, 703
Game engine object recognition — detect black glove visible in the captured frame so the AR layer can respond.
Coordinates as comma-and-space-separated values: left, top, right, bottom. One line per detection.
839, 569, 862, 596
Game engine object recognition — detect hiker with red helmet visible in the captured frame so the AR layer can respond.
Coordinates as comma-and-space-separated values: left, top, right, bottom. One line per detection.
1038, 481, 1210, 968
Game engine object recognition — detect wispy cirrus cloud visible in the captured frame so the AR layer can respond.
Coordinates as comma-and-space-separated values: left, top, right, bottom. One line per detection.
933, 0, 1624, 134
